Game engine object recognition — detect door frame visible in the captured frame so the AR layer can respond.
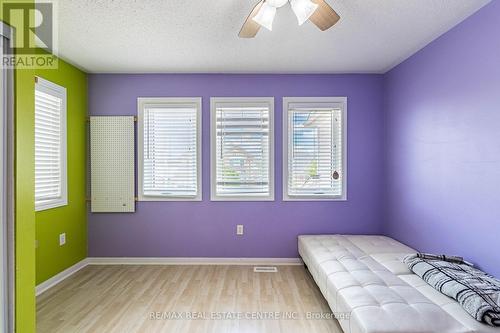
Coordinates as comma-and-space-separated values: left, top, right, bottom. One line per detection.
1, 20, 15, 333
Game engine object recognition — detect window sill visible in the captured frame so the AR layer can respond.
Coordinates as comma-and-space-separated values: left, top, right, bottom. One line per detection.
282, 195, 347, 202
138, 194, 202, 202
210, 195, 275, 202
35, 199, 68, 212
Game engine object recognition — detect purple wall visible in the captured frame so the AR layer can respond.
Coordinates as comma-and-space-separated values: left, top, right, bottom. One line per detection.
384, 1, 500, 276
88, 74, 385, 257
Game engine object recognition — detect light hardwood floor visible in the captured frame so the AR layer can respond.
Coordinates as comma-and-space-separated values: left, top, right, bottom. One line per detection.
37, 265, 343, 333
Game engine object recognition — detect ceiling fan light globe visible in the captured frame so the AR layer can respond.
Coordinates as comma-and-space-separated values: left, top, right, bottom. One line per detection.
252, 2, 277, 31
290, 0, 319, 25
267, 0, 288, 8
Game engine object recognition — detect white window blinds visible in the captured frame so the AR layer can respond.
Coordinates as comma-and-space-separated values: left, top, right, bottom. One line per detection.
35, 77, 67, 210
284, 98, 346, 200
138, 98, 201, 201
211, 98, 274, 200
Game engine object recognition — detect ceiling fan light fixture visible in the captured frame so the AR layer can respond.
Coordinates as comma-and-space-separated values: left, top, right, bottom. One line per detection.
252, 2, 277, 31
290, 0, 319, 25
267, 0, 289, 8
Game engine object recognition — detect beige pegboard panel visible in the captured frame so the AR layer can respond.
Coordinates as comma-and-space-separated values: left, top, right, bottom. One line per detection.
90, 116, 135, 212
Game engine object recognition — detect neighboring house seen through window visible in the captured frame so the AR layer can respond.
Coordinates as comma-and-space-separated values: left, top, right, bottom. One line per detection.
283, 97, 347, 200
210, 97, 274, 201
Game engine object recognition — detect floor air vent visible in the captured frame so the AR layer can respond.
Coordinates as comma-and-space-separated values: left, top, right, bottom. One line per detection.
253, 266, 278, 273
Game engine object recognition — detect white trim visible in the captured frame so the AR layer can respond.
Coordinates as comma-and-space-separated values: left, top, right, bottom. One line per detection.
137, 97, 202, 201
87, 257, 301, 266
34, 77, 68, 211
35, 257, 302, 295
282, 97, 348, 201
35, 258, 89, 296
5, 33, 15, 333
210, 97, 275, 201
0, 33, 6, 333
1, 29, 15, 333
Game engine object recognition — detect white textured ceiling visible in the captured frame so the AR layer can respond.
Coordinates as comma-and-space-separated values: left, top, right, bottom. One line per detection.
55, 0, 490, 73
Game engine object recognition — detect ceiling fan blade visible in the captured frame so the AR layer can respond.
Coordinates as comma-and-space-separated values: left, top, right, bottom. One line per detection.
309, 0, 340, 31
239, 0, 265, 38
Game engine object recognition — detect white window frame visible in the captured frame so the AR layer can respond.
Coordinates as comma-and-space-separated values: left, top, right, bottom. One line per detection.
35, 77, 68, 211
137, 97, 202, 201
283, 97, 347, 201
210, 97, 275, 201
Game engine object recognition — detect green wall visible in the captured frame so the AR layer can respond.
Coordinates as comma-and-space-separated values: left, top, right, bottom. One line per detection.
13, 65, 36, 333
1, 0, 36, 331
13, 47, 36, 333
35, 56, 88, 285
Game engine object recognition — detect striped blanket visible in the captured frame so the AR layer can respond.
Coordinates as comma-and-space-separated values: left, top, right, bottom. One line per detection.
404, 253, 500, 327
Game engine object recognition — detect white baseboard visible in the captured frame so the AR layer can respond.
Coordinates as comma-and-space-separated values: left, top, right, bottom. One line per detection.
35, 257, 302, 295
87, 257, 303, 266
36, 258, 89, 296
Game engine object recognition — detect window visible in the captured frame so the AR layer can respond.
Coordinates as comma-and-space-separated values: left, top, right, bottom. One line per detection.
283, 97, 346, 201
35, 77, 67, 211
211, 97, 274, 201
138, 98, 202, 201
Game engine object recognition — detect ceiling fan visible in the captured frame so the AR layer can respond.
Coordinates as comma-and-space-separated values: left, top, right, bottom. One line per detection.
239, 0, 340, 38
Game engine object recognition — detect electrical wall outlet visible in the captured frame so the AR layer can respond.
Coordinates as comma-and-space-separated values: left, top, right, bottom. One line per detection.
59, 233, 66, 246
35, 240, 39, 249
236, 224, 244, 235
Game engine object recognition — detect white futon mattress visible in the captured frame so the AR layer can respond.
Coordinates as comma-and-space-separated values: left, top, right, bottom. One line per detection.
298, 235, 500, 333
